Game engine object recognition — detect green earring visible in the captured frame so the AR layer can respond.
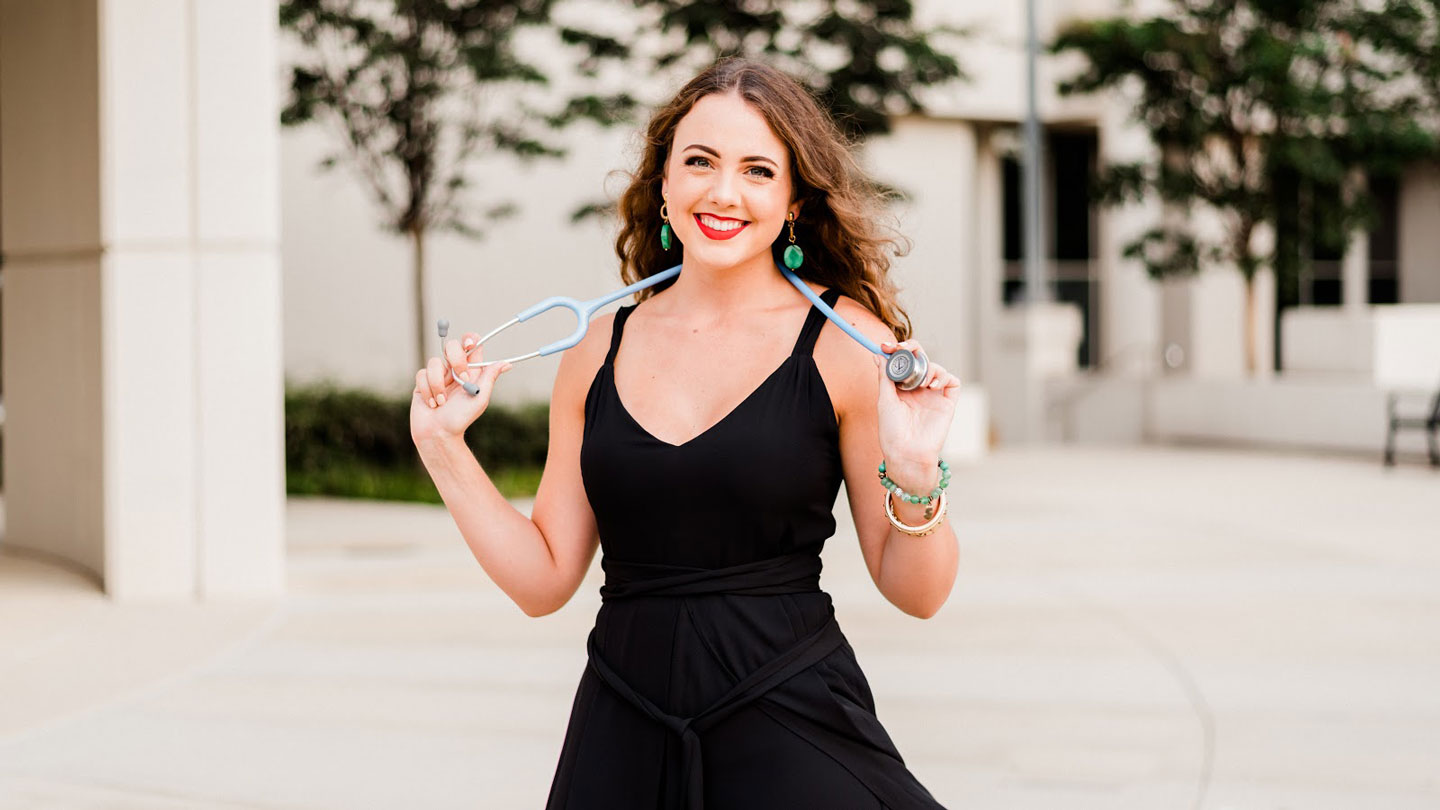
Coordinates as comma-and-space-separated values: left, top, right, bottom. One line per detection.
783, 212, 804, 269
660, 199, 673, 250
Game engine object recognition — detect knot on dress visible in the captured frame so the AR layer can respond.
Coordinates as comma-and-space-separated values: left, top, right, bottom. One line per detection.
585, 551, 844, 809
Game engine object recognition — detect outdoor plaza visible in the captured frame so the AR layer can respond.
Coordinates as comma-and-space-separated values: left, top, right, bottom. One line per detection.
1, 444, 1435, 809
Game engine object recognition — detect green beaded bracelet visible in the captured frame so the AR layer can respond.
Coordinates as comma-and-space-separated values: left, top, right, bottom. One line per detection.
877, 458, 950, 505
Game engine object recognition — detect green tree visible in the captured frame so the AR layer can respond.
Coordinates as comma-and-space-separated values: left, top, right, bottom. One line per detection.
279, 0, 635, 371
631, 0, 965, 140
1053, 0, 1438, 374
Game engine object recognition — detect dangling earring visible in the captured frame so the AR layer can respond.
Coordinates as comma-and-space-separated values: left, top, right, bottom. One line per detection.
659, 197, 673, 250
783, 211, 804, 269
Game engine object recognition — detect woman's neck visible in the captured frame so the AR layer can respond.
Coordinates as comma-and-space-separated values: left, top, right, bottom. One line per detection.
656, 252, 799, 323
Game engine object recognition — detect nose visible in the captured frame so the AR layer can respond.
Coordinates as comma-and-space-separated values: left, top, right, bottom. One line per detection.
706, 169, 740, 208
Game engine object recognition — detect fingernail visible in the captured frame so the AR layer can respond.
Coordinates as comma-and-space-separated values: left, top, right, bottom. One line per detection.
436, 393, 446, 405
428, 397, 436, 408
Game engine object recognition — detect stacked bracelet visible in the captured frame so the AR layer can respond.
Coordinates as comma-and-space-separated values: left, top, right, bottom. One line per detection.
885, 490, 948, 536
877, 458, 950, 506
878, 458, 952, 531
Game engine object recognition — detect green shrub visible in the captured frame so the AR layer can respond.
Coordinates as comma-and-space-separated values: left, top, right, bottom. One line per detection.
285, 381, 547, 502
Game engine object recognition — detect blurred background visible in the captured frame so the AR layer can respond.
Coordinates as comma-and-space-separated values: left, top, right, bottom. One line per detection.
1, 1, 1437, 808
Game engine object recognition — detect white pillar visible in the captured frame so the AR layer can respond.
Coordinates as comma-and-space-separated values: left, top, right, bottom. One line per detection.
975, 129, 1005, 391
1343, 169, 1370, 313
1, 0, 285, 600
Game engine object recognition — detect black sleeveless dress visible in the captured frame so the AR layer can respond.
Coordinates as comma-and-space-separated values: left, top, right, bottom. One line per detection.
546, 288, 947, 809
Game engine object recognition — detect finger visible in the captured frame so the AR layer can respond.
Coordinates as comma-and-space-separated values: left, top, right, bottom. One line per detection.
415, 369, 435, 407
444, 338, 472, 384
464, 355, 513, 403
933, 366, 958, 391
924, 362, 945, 389
426, 357, 449, 405
461, 333, 482, 358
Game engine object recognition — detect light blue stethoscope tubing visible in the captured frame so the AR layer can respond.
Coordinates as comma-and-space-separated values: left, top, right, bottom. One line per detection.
436, 261, 927, 396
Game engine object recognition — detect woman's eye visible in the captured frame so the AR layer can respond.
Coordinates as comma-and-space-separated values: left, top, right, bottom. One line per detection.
684, 155, 711, 168
747, 166, 775, 179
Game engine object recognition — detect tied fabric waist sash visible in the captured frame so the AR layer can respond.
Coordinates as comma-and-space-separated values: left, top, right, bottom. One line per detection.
584, 551, 844, 809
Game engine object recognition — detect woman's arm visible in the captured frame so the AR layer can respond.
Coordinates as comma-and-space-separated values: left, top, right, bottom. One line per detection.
414, 315, 608, 617
827, 300, 959, 619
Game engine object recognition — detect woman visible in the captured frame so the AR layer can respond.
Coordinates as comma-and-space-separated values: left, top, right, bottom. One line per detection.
411, 58, 961, 809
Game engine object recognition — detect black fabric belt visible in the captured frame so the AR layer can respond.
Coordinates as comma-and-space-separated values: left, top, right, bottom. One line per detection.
598, 550, 824, 601
585, 551, 843, 809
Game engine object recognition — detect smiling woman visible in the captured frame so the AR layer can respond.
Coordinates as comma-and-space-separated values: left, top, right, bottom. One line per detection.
411, 56, 962, 810
540, 59, 958, 809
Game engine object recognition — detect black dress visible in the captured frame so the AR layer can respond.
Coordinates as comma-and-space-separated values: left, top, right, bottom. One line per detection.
546, 288, 947, 809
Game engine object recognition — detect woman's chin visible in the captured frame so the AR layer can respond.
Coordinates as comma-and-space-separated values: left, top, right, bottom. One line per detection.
677, 242, 772, 269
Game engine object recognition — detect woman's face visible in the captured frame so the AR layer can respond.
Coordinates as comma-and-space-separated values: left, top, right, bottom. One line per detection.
661, 91, 800, 272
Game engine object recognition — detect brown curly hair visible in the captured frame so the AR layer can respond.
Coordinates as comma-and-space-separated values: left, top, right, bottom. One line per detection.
613, 57, 914, 341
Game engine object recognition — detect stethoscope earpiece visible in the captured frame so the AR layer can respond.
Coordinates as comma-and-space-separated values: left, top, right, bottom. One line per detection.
886, 347, 927, 391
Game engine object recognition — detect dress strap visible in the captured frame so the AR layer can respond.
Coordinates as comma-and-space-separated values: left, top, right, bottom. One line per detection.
791, 287, 843, 357
604, 304, 635, 366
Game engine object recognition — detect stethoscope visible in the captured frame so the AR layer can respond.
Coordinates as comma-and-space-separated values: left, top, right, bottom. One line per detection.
436, 261, 929, 395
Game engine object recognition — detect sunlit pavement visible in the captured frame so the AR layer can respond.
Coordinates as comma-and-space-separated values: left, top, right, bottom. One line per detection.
1, 445, 1437, 809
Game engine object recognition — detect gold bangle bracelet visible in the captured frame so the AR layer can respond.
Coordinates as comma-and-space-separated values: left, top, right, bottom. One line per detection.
884, 490, 948, 536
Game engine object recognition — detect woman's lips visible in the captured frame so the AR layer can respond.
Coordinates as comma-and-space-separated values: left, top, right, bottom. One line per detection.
694, 213, 749, 241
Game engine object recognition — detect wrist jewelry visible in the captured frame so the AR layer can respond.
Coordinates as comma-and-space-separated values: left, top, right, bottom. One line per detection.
869, 458, 950, 507
884, 489, 948, 536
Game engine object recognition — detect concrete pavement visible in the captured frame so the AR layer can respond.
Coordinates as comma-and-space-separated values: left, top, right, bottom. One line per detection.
1, 445, 1437, 809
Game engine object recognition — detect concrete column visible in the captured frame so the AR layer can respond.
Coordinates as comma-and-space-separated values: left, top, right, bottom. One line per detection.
975, 129, 1005, 391
991, 302, 1083, 444
1342, 230, 1371, 313
1, 0, 285, 600
1398, 162, 1440, 304
1096, 102, 1162, 376
1343, 169, 1370, 313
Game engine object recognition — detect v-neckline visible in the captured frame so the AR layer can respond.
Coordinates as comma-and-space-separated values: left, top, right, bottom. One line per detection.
607, 356, 800, 449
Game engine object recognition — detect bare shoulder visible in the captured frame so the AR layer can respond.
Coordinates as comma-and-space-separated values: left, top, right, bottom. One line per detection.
553, 309, 617, 409
814, 293, 899, 422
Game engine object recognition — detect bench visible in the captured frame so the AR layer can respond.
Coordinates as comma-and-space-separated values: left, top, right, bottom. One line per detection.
1383, 382, 1440, 467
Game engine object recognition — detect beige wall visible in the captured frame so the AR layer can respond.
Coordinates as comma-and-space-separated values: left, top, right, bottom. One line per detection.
2, 0, 106, 580
1, 0, 286, 600
1399, 162, 1440, 304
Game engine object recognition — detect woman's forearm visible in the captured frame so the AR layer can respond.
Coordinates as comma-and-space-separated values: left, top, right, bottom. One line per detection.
876, 460, 959, 619
415, 432, 560, 616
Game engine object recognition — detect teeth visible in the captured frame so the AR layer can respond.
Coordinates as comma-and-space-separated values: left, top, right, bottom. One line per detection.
699, 214, 745, 232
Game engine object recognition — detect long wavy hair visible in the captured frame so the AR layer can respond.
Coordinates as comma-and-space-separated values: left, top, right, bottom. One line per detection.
613, 57, 914, 341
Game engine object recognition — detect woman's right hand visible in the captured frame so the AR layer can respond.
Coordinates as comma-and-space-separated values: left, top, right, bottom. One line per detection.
410, 334, 514, 443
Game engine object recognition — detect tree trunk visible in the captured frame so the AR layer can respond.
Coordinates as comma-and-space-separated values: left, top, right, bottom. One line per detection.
412, 224, 428, 373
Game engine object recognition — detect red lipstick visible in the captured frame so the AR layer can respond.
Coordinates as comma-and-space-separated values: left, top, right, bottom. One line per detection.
694, 213, 749, 241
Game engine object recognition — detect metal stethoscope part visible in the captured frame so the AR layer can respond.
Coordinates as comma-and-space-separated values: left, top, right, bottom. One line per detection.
436, 261, 928, 396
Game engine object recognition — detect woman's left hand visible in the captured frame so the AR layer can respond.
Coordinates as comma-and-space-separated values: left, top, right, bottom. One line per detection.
873, 339, 962, 476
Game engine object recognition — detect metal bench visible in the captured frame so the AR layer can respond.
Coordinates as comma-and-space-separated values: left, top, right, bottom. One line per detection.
1383, 381, 1440, 467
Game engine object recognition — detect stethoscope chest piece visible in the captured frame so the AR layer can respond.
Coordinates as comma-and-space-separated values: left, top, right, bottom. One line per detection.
887, 347, 928, 391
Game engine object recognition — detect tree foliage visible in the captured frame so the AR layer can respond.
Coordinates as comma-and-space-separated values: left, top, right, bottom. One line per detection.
1053, 0, 1439, 371
280, 0, 636, 369
280, 0, 635, 239
630, 0, 966, 140
1055, 0, 1435, 279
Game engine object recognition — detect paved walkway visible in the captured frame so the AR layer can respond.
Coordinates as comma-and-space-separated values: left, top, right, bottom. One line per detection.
1, 446, 1437, 809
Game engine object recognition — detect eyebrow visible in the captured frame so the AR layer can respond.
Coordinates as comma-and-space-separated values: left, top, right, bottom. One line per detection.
682, 143, 779, 168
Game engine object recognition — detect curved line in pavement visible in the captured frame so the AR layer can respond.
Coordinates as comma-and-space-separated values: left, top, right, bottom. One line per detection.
1041, 579, 1216, 810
